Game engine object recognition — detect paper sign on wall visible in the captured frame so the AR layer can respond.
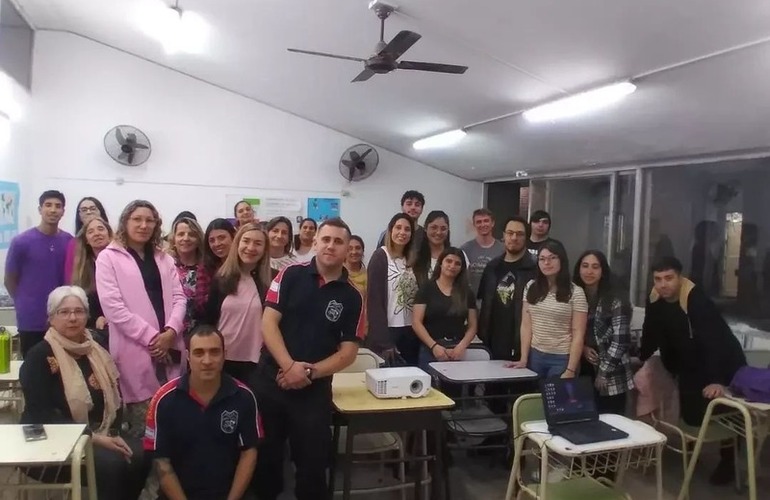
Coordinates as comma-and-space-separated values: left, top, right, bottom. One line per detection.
307, 198, 340, 222
0, 181, 20, 250
259, 197, 303, 225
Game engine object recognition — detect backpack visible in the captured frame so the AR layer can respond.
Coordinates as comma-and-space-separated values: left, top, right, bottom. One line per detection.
730, 366, 770, 404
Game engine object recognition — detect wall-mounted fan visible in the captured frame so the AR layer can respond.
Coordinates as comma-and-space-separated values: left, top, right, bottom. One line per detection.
104, 125, 151, 166
340, 144, 378, 182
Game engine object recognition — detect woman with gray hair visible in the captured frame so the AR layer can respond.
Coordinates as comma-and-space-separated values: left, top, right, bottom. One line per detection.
95, 200, 187, 438
20, 286, 149, 499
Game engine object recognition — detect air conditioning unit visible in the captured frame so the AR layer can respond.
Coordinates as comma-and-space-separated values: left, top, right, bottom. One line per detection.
365, 367, 431, 399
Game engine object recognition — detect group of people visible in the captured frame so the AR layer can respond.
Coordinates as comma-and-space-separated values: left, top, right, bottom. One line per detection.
6, 187, 748, 498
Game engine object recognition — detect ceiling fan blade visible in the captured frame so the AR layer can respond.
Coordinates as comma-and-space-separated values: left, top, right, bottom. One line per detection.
397, 61, 468, 74
381, 30, 421, 59
115, 128, 125, 145
351, 69, 376, 83
128, 152, 135, 164
341, 159, 356, 168
348, 164, 356, 180
287, 48, 366, 63
133, 143, 149, 150
358, 148, 373, 161
118, 152, 128, 161
348, 151, 361, 162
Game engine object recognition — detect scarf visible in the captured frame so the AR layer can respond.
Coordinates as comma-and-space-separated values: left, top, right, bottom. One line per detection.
44, 327, 122, 434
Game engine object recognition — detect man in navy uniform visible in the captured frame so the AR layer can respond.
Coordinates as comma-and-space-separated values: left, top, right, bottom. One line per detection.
254, 218, 364, 500
144, 324, 261, 500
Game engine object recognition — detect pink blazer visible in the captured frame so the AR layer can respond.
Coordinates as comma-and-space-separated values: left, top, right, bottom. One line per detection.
95, 242, 187, 403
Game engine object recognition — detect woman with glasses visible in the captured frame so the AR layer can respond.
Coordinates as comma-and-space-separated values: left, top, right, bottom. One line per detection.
95, 200, 187, 439
64, 197, 109, 283
509, 239, 587, 378
19, 286, 149, 500
412, 210, 456, 289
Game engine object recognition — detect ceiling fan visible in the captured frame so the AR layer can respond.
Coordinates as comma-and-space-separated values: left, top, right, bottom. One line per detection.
287, 2, 468, 83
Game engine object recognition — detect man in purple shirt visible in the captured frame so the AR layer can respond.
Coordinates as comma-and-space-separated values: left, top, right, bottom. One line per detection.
4, 190, 73, 356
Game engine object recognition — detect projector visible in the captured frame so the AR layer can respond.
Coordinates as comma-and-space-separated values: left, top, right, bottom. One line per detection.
366, 367, 431, 399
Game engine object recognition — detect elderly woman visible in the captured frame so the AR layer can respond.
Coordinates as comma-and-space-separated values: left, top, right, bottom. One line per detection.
20, 286, 149, 500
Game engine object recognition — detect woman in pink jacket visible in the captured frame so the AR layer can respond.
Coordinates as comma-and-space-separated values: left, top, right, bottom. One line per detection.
96, 200, 186, 439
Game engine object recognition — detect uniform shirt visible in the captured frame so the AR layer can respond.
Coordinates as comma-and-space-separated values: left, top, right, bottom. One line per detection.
144, 373, 262, 500
261, 259, 364, 378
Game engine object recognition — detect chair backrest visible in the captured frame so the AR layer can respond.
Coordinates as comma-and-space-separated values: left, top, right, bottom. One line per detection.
512, 393, 544, 435
460, 345, 491, 361
341, 352, 379, 373
745, 349, 770, 369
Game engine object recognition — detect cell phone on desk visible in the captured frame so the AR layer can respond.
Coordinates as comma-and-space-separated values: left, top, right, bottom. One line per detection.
22, 424, 47, 442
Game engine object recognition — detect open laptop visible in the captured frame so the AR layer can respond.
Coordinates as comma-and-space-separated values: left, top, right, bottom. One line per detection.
540, 376, 629, 445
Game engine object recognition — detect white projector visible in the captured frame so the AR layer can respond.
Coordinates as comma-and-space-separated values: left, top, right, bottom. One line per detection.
365, 367, 431, 399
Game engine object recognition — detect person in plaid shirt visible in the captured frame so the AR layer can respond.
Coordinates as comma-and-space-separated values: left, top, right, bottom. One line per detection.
573, 250, 634, 414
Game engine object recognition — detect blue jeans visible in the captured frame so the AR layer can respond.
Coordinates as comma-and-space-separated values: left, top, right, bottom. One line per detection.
529, 348, 569, 378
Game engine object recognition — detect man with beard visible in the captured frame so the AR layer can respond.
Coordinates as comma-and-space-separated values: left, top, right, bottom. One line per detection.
477, 216, 537, 361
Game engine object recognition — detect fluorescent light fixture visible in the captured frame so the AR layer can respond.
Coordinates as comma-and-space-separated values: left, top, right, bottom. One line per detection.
136, 1, 209, 55
523, 82, 636, 123
413, 129, 466, 150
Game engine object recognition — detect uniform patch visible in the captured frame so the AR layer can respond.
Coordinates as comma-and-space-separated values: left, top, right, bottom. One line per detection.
221, 410, 239, 434
325, 300, 343, 322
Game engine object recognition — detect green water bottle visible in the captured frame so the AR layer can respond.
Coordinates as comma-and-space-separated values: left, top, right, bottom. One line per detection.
0, 326, 10, 374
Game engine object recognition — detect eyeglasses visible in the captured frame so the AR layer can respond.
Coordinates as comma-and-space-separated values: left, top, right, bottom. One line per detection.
129, 216, 157, 226
55, 308, 87, 318
78, 206, 99, 214
504, 230, 526, 238
538, 255, 560, 263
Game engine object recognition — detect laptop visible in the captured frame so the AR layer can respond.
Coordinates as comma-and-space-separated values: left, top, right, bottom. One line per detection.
540, 376, 629, 445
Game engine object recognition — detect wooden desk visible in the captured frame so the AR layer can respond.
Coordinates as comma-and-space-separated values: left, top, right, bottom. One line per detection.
0, 424, 97, 500
331, 372, 455, 500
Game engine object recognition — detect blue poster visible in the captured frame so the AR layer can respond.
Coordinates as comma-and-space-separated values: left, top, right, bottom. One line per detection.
0, 181, 19, 250
307, 198, 340, 222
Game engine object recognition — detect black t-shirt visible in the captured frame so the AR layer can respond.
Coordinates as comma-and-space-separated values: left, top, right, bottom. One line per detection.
488, 259, 528, 337
414, 281, 476, 342
527, 237, 551, 257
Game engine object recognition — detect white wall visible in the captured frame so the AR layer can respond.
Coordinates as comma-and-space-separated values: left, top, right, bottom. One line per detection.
29, 32, 482, 253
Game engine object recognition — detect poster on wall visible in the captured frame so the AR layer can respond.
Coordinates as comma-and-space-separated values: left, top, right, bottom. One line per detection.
307, 197, 340, 222
0, 181, 20, 250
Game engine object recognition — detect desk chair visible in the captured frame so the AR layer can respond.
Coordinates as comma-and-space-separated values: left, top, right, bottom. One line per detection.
650, 407, 739, 499
444, 346, 508, 443
505, 393, 630, 500
336, 352, 407, 498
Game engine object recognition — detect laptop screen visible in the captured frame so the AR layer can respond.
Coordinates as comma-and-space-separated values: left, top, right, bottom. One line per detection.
541, 377, 598, 424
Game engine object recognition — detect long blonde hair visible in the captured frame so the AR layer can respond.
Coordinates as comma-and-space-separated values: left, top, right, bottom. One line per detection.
113, 200, 164, 250
217, 223, 272, 296
72, 217, 114, 292
167, 217, 205, 264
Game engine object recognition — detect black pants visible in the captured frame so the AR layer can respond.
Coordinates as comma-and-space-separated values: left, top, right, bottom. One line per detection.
19, 330, 46, 358
391, 326, 419, 367
253, 369, 333, 500
26, 435, 149, 500
597, 392, 627, 415
224, 360, 259, 387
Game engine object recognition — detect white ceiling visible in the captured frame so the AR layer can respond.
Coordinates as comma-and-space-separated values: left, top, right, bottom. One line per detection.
14, 0, 770, 180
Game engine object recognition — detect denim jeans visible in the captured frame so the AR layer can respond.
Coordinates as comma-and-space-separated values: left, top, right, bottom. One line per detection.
528, 348, 569, 378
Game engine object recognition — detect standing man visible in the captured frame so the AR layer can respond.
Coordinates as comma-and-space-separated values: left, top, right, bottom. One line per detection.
527, 210, 552, 257
376, 190, 425, 250
461, 208, 504, 296
477, 216, 537, 362
640, 257, 745, 485
5, 190, 72, 356
144, 324, 261, 500
254, 218, 364, 500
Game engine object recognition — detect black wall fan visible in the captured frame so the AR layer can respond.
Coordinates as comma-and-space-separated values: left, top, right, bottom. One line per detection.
288, 2, 468, 83
104, 125, 151, 166
340, 144, 378, 182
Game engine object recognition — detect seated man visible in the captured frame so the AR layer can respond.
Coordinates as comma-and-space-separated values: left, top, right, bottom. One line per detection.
640, 257, 746, 485
144, 324, 261, 500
